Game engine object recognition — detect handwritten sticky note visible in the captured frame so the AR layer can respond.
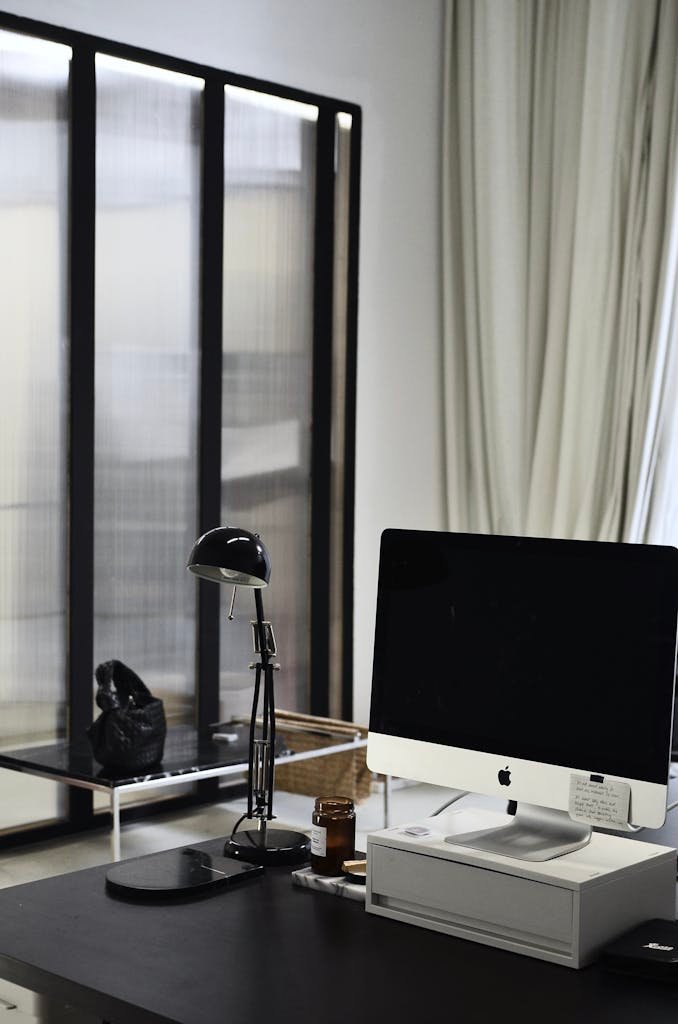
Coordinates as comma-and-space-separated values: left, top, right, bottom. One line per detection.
568, 775, 631, 828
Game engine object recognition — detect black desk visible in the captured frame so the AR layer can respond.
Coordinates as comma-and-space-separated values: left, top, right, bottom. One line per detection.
1, 835, 678, 1024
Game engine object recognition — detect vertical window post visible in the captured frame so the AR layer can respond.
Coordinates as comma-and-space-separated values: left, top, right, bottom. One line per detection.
196, 75, 225, 733
68, 46, 96, 824
310, 109, 336, 718
342, 110, 361, 721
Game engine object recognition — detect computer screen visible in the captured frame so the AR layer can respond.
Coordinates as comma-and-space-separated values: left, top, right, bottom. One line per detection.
368, 529, 678, 830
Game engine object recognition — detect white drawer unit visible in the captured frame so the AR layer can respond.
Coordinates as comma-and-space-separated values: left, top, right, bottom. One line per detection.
366, 809, 677, 968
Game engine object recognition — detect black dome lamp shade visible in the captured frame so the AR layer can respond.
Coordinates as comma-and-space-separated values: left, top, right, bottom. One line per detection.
186, 527, 271, 588
187, 526, 310, 867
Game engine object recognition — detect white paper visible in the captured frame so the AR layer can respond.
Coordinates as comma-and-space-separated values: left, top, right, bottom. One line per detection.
568, 774, 631, 828
311, 824, 327, 857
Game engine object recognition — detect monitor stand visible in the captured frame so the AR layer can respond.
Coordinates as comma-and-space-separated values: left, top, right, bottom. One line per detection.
445, 802, 592, 861
367, 814, 676, 967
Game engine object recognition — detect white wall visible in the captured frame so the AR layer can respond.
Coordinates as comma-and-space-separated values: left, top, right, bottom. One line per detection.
4, 0, 447, 724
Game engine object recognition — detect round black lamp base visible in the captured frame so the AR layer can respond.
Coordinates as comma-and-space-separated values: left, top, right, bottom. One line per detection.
105, 847, 263, 898
225, 827, 310, 866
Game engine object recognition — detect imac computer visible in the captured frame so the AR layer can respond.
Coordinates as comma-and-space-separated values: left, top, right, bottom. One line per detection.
367, 529, 678, 861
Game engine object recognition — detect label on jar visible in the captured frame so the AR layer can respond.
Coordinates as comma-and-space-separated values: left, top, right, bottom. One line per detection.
311, 824, 327, 857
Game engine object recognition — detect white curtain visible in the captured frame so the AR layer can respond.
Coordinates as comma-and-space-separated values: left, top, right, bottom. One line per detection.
442, 0, 678, 543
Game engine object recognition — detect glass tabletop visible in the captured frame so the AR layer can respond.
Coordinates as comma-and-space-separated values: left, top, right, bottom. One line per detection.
0, 724, 285, 787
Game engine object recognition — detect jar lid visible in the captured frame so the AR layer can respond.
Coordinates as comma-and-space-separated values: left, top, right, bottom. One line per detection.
314, 795, 354, 813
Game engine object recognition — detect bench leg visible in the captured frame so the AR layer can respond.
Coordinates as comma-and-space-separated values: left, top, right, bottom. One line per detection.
111, 788, 121, 861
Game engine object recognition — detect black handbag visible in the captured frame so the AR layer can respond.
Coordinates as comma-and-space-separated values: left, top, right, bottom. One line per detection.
87, 660, 167, 773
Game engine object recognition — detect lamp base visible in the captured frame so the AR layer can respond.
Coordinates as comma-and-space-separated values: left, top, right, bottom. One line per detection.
105, 847, 263, 898
225, 827, 311, 866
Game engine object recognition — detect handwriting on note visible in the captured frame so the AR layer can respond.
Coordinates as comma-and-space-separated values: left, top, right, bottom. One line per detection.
568, 775, 631, 828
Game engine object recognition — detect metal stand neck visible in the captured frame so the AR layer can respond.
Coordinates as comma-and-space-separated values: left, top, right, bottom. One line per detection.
446, 802, 592, 862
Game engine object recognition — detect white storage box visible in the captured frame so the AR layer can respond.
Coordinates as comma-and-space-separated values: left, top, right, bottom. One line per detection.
366, 808, 676, 968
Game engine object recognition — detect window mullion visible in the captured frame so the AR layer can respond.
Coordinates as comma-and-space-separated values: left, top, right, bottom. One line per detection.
67, 45, 96, 825
196, 75, 225, 732
310, 108, 336, 718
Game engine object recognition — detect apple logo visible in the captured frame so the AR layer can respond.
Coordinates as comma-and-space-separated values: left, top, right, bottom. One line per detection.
498, 766, 511, 786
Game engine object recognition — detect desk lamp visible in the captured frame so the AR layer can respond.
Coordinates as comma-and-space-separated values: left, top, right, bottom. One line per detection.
186, 526, 310, 866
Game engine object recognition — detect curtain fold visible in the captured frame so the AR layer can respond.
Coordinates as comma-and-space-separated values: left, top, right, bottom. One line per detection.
442, 0, 678, 543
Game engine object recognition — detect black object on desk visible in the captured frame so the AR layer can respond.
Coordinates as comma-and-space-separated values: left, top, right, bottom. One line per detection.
106, 847, 263, 898
599, 919, 678, 982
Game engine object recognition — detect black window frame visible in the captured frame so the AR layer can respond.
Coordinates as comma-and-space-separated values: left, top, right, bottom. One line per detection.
0, 11, 360, 844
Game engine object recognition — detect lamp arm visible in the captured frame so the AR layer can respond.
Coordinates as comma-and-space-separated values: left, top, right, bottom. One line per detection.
254, 588, 269, 670
254, 588, 276, 821
246, 663, 261, 820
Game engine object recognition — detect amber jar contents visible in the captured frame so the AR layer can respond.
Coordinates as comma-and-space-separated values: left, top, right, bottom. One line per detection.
311, 796, 355, 875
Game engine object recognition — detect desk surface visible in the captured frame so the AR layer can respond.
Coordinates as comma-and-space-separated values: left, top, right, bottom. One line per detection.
1, 836, 678, 1024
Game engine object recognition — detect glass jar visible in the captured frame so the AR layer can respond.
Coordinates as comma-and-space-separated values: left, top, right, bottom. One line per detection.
311, 796, 356, 875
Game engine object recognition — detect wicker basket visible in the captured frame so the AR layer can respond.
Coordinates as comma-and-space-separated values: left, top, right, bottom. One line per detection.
274, 710, 372, 804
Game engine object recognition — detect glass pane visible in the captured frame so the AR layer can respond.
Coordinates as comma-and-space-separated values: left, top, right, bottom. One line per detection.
0, 31, 70, 829
221, 87, 317, 718
94, 56, 202, 726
